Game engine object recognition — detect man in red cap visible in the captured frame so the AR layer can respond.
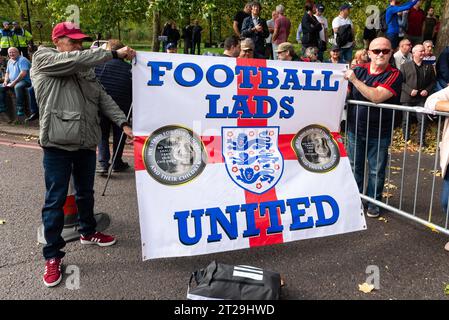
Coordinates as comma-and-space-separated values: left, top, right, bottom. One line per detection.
30, 22, 136, 288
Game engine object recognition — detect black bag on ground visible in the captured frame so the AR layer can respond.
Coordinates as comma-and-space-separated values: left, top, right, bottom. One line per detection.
187, 261, 281, 300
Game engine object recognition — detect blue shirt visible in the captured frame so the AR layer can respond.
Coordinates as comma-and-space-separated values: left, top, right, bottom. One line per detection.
385, 0, 419, 35
6, 56, 31, 83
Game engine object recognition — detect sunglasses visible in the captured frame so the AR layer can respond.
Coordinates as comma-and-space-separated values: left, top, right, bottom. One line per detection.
243, 49, 253, 52
370, 49, 391, 55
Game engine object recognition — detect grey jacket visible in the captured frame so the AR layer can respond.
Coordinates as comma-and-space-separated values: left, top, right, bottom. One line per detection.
30, 47, 128, 151
400, 60, 436, 105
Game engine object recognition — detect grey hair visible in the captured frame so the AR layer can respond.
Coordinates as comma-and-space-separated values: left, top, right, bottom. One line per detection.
305, 46, 318, 58
276, 4, 285, 14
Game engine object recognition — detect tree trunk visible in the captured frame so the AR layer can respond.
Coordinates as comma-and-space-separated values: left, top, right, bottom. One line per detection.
152, 10, 161, 52
435, 0, 449, 56
149, 0, 161, 52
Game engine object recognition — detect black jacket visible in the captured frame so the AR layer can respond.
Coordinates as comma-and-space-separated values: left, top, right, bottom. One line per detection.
241, 15, 269, 58
168, 28, 180, 45
301, 13, 322, 48
95, 59, 132, 113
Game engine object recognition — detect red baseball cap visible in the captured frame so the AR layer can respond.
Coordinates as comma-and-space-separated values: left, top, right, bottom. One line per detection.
52, 22, 92, 41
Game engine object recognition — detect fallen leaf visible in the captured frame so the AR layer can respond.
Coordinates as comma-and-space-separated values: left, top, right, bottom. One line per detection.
359, 283, 375, 293
382, 192, 393, 199
445, 284, 449, 295
384, 183, 398, 190
426, 224, 440, 233
378, 217, 388, 223
430, 170, 442, 177
390, 166, 402, 171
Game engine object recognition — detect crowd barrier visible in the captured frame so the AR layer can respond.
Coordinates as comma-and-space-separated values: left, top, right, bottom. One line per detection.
344, 99, 449, 236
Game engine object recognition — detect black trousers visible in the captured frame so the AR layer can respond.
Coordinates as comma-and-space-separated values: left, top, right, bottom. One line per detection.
191, 40, 201, 55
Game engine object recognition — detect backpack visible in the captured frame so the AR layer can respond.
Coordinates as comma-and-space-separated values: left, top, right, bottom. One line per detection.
187, 261, 282, 300
379, 10, 388, 33
336, 24, 353, 48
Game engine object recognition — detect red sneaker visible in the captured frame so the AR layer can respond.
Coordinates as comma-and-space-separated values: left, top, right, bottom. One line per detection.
80, 232, 117, 247
43, 258, 62, 288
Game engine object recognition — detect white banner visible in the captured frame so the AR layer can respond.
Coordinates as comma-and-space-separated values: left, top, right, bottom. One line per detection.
133, 52, 365, 260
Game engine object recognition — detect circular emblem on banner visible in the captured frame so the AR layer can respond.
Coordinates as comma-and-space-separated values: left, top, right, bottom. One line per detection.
143, 126, 207, 185
292, 125, 340, 173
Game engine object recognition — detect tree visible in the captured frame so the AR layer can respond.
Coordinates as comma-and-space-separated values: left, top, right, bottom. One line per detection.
435, 0, 448, 55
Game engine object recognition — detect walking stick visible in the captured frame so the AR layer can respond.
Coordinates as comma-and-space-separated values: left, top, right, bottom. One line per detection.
101, 104, 133, 196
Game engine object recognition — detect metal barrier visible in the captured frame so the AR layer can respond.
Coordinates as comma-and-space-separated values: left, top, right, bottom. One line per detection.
345, 99, 449, 236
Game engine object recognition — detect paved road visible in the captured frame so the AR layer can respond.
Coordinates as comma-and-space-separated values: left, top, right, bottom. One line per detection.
0, 133, 448, 300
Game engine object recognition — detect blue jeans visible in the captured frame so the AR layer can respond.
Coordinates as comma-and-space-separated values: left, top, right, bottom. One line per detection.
27, 86, 38, 114
346, 131, 391, 209
42, 148, 97, 260
340, 47, 353, 64
0, 80, 31, 115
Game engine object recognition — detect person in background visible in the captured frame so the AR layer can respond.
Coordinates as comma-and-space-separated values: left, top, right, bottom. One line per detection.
0, 47, 31, 116
301, 2, 322, 54
314, 3, 328, 62
326, 45, 346, 64
393, 38, 412, 68
11, 21, 32, 59
0, 21, 13, 57
167, 22, 180, 50
344, 37, 403, 218
233, 2, 252, 38
405, 0, 425, 45
424, 86, 449, 252
385, 0, 419, 50
221, 36, 241, 57
161, 21, 172, 52
95, 39, 133, 174
25, 86, 39, 122
422, 7, 437, 42
266, 10, 277, 60
397, 10, 408, 44
166, 42, 178, 54
31, 22, 135, 288
296, 22, 302, 45
191, 20, 203, 55
303, 46, 319, 62
182, 22, 193, 54
422, 40, 436, 71
435, 45, 449, 91
276, 42, 300, 61
238, 38, 255, 59
272, 4, 291, 60
351, 49, 369, 68
399, 44, 435, 146
241, 1, 269, 59
363, 22, 377, 50
332, 3, 354, 63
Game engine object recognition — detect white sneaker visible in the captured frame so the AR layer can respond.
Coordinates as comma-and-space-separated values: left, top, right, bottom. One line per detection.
366, 207, 380, 218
